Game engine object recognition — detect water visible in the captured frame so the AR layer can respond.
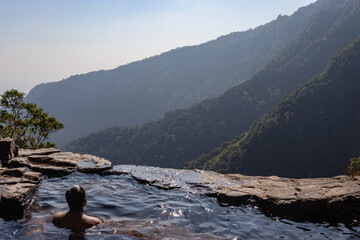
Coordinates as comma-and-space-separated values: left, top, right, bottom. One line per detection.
1, 165, 360, 239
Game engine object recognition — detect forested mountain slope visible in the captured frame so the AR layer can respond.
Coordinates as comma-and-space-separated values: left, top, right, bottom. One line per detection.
190, 36, 360, 178
24, 4, 313, 146
64, 0, 360, 170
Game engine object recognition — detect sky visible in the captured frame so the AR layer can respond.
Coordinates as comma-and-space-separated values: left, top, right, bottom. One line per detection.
0, 0, 316, 95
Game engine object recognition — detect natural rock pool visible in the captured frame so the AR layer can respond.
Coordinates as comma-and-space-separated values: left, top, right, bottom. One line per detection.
1, 166, 360, 239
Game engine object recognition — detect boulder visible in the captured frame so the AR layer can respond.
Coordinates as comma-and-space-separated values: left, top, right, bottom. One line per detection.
0, 167, 42, 220
0, 183, 39, 220
0, 138, 18, 160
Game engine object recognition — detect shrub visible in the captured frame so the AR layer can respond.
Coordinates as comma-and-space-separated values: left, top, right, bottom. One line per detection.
346, 157, 360, 177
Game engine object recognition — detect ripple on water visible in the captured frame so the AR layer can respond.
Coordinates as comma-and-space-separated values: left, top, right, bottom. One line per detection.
0, 168, 359, 239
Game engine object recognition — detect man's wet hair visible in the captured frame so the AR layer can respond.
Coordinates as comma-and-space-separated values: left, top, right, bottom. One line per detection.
66, 185, 86, 211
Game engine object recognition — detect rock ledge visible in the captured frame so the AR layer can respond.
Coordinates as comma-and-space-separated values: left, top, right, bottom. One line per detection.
0, 139, 112, 220
203, 172, 360, 223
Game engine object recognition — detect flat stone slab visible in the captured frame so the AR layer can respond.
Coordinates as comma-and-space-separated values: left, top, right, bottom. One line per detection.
2, 150, 112, 177
202, 172, 360, 222
19, 148, 61, 157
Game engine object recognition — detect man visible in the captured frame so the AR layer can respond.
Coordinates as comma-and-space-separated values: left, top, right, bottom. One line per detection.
53, 185, 102, 234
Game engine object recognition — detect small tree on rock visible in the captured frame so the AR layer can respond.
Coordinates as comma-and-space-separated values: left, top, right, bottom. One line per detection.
345, 157, 360, 178
0, 89, 64, 149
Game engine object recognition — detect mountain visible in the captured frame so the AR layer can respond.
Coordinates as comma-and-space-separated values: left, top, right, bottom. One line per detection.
64, 0, 360, 170
190, 36, 360, 178
24, 6, 313, 146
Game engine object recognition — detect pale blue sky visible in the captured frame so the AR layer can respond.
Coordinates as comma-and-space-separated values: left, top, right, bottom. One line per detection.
0, 0, 316, 94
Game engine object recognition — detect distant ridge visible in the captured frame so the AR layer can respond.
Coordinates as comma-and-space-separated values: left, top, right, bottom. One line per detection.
64, 0, 360, 174
25, 2, 315, 146
192, 36, 360, 178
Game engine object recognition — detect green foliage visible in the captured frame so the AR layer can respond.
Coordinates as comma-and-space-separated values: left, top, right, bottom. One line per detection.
346, 158, 360, 177
0, 89, 64, 149
194, 36, 360, 178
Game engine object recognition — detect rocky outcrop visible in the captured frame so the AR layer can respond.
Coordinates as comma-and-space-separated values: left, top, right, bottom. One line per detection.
0, 167, 42, 219
203, 172, 360, 223
3, 148, 112, 177
0, 139, 112, 220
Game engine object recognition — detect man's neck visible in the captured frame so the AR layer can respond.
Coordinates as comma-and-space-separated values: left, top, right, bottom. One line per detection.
68, 208, 83, 214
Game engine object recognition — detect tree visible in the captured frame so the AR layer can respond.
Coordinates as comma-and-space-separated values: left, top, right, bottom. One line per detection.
0, 89, 64, 149
346, 157, 360, 178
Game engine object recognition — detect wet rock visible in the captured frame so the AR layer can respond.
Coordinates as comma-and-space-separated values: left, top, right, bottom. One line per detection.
0, 183, 39, 220
0, 167, 42, 220
130, 174, 181, 190
76, 154, 113, 173
203, 172, 360, 223
0, 138, 18, 160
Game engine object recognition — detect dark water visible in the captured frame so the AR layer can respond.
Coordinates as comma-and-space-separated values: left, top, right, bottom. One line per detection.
1, 165, 360, 240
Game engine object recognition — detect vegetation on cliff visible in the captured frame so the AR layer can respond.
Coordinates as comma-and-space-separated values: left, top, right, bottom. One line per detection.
190, 36, 360, 178
0, 90, 64, 149
346, 157, 360, 178
64, 0, 360, 173
25, 2, 316, 146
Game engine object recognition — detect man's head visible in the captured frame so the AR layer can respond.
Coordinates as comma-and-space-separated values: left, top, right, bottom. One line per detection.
65, 185, 87, 212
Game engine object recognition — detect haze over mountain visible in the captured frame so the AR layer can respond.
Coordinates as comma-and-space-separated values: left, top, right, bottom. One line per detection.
190, 36, 360, 178
64, 0, 360, 175
25, 3, 315, 146
1, 1, 316, 96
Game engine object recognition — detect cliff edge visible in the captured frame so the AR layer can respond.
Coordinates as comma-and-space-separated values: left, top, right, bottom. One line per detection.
1, 138, 359, 224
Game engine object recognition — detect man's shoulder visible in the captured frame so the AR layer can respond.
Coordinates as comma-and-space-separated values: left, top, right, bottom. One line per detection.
52, 212, 66, 226
83, 214, 102, 227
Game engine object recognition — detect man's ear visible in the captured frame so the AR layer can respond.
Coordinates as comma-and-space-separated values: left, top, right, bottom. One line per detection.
83, 197, 87, 207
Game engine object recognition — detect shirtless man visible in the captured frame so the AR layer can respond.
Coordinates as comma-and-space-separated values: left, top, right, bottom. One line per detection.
52, 185, 101, 234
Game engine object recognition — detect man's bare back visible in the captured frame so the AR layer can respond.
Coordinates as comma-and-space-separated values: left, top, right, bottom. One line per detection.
53, 211, 101, 234
52, 185, 101, 235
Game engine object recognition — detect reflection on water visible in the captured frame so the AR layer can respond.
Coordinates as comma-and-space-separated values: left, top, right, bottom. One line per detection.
1, 166, 360, 239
